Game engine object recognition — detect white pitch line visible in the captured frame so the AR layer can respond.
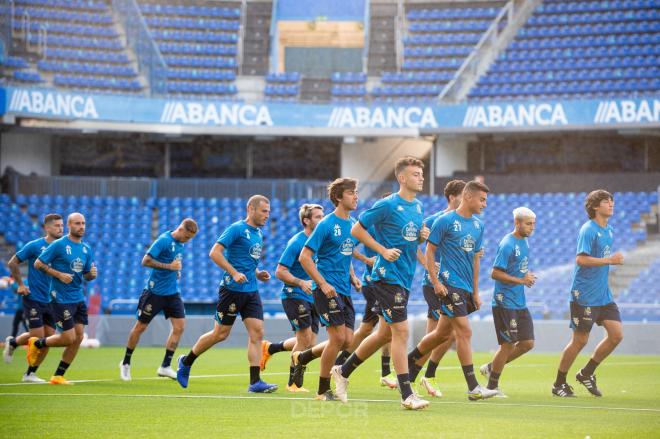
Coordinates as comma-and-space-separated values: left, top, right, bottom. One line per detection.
0, 392, 658, 413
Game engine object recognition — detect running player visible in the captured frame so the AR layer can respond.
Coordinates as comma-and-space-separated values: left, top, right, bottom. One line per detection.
552, 190, 624, 398
119, 218, 198, 381
4, 214, 63, 382
176, 195, 277, 393
479, 207, 537, 397
27, 213, 97, 385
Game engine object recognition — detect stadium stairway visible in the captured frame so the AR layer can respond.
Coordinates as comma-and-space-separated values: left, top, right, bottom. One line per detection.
609, 233, 660, 296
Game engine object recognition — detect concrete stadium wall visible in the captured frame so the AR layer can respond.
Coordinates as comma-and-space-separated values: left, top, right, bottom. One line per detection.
2, 315, 658, 355
0, 131, 54, 176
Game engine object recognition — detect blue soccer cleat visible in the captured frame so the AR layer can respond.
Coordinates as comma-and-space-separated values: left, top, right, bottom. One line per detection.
176, 355, 191, 389
248, 380, 278, 393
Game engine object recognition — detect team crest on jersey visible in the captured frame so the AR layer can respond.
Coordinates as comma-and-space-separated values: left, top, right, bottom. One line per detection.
339, 238, 354, 256
298, 304, 306, 313
63, 309, 71, 319
394, 292, 404, 303
333, 224, 342, 237
30, 308, 37, 316
245, 229, 251, 239
82, 246, 88, 254
70, 257, 84, 273
473, 220, 480, 230
401, 221, 419, 242
496, 293, 504, 303
329, 298, 338, 310
510, 319, 517, 329
461, 235, 475, 252
584, 307, 591, 316
519, 257, 529, 274
65, 245, 72, 255
416, 204, 422, 214
249, 243, 262, 259
229, 303, 237, 313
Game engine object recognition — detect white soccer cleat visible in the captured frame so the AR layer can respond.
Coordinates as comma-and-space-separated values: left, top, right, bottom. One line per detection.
380, 373, 398, 389
401, 393, 430, 410
119, 362, 132, 381
157, 366, 177, 379
492, 387, 508, 398
420, 376, 443, 397
3, 336, 15, 363
479, 363, 491, 380
22, 372, 46, 383
331, 365, 349, 403
467, 384, 499, 401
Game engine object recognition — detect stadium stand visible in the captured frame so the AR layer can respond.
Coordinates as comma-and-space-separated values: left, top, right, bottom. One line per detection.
264, 72, 300, 102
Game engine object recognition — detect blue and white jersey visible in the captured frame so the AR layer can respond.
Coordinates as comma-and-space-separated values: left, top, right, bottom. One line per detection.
427, 210, 484, 293
217, 220, 263, 293
491, 233, 530, 309
145, 231, 185, 296
279, 230, 314, 303
37, 236, 94, 304
422, 210, 448, 287
570, 220, 615, 307
304, 212, 357, 297
358, 193, 424, 291
15, 237, 52, 303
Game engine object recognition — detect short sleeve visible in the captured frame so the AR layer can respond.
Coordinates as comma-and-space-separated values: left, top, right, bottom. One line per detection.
358, 198, 392, 230
492, 240, 511, 271
37, 241, 58, 265
147, 236, 166, 259
217, 224, 239, 248
427, 215, 447, 247
576, 226, 595, 256
15, 241, 35, 263
304, 221, 328, 254
279, 239, 301, 268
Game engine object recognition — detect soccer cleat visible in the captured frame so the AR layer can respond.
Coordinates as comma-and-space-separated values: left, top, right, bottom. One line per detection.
331, 365, 348, 403
3, 336, 16, 363
380, 373, 398, 389
248, 380, 278, 393
420, 376, 443, 397
22, 372, 46, 383
552, 383, 576, 398
291, 351, 306, 388
259, 340, 272, 371
401, 393, 430, 410
576, 370, 602, 397
49, 375, 72, 385
479, 363, 491, 380
157, 366, 177, 379
286, 384, 309, 393
491, 387, 508, 398
314, 390, 337, 401
26, 337, 42, 367
467, 385, 499, 401
119, 362, 131, 381
176, 355, 191, 389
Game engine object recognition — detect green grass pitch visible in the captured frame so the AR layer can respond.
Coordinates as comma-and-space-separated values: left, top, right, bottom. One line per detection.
1, 346, 659, 438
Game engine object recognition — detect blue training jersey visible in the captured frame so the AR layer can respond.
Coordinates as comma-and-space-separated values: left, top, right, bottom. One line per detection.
15, 237, 53, 303
570, 220, 614, 306
427, 210, 484, 293
491, 233, 530, 309
359, 193, 424, 291
422, 210, 448, 287
217, 220, 264, 293
145, 231, 185, 296
304, 212, 357, 297
360, 226, 378, 285
37, 236, 94, 304
278, 230, 314, 303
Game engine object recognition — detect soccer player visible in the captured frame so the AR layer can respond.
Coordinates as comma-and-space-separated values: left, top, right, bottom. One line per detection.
27, 212, 97, 385
298, 178, 361, 401
416, 180, 465, 397
552, 190, 624, 398
332, 156, 430, 410
260, 203, 324, 392
4, 214, 64, 382
407, 180, 498, 401
479, 207, 537, 397
119, 218, 198, 381
176, 195, 277, 393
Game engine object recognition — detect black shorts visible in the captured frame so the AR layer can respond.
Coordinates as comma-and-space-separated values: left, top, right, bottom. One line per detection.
492, 307, 535, 345
136, 290, 186, 324
282, 298, 320, 334
570, 301, 621, 332
52, 301, 88, 332
215, 287, 264, 326
361, 284, 380, 325
373, 281, 409, 324
312, 289, 355, 330
23, 296, 55, 330
439, 285, 476, 318
423, 284, 443, 321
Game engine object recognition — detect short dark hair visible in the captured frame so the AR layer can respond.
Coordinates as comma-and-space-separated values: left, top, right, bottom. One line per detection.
247, 195, 270, 210
585, 190, 613, 219
43, 213, 62, 225
299, 203, 323, 227
327, 178, 358, 206
443, 180, 466, 202
463, 180, 490, 195
181, 218, 198, 233
394, 156, 424, 177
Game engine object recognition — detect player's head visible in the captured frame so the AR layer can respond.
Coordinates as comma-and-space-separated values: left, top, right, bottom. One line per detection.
299, 203, 324, 231
513, 207, 536, 238
247, 195, 270, 226
174, 218, 198, 243
327, 178, 358, 210
43, 213, 64, 239
394, 156, 424, 193
585, 189, 614, 219
444, 179, 466, 210
67, 212, 86, 238
461, 180, 490, 215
